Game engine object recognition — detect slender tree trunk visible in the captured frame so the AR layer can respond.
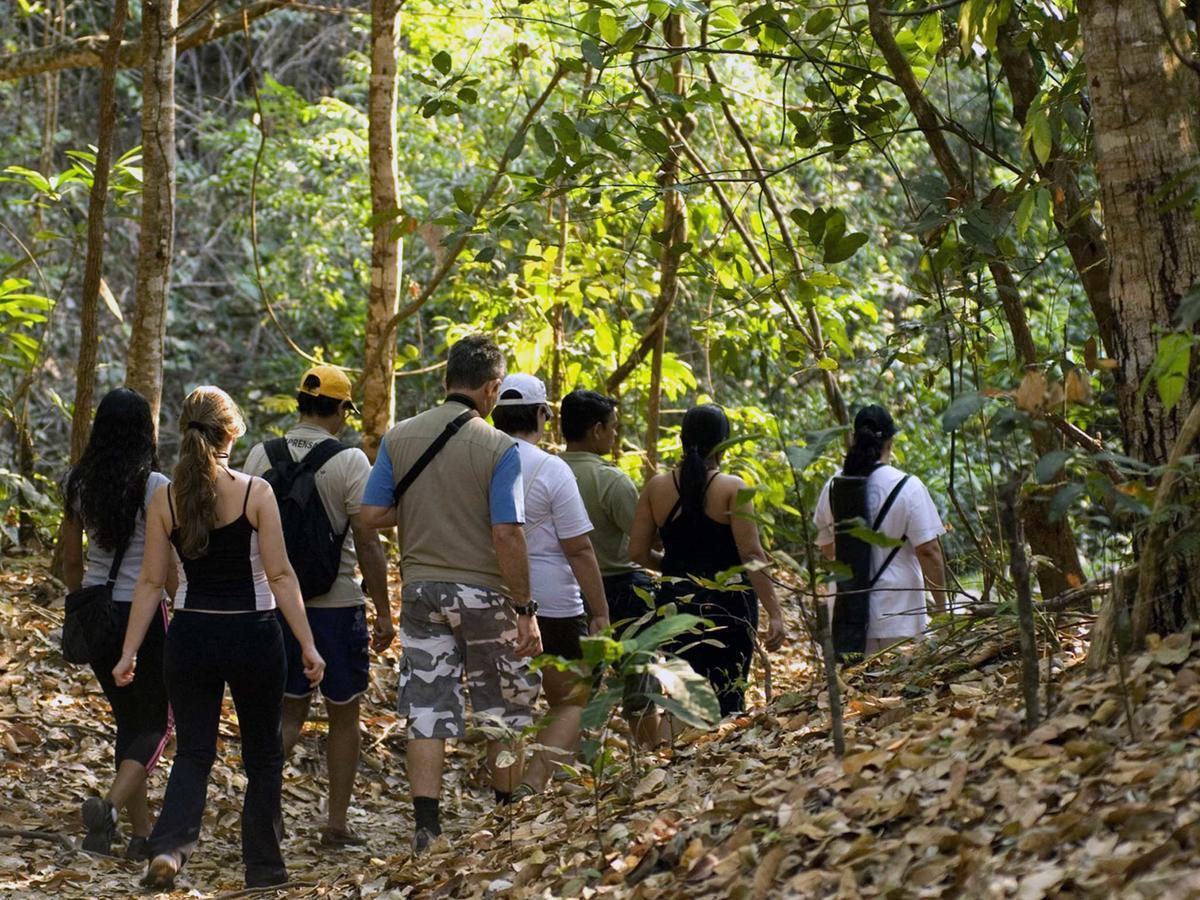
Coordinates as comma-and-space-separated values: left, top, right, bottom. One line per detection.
1003, 479, 1040, 729
125, 0, 177, 425
550, 197, 568, 444
69, 0, 128, 464
1080, 0, 1200, 638
361, 0, 402, 462
867, 0, 1083, 598
642, 14, 687, 478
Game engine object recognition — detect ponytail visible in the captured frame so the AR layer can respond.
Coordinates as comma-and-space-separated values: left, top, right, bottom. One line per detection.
678, 403, 731, 514
843, 403, 897, 477
172, 386, 245, 558
842, 426, 884, 477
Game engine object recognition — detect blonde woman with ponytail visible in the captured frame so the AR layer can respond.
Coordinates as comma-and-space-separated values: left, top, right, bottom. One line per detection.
115, 386, 325, 891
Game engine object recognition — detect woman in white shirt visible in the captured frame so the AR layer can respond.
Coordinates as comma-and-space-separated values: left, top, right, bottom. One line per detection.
491, 374, 609, 798
61, 387, 174, 860
813, 404, 947, 654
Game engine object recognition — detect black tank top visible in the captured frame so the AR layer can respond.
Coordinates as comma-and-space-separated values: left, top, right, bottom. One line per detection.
659, 472, 745, 582
168, 476, 275, 613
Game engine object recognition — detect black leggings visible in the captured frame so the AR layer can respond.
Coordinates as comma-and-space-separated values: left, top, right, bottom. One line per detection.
90, 601, 171, 771
667, 590, 757, 718
149, 611, 287, 887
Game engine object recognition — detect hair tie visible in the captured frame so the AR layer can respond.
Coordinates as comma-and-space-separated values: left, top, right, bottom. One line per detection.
187, 421, 206, 432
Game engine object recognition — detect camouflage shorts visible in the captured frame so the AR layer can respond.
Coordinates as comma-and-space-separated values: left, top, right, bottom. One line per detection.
396, 582, 540, 739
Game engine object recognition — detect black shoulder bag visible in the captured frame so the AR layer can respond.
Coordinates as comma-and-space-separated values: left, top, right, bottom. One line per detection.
392, 401, 479, 504
62, 544, 127, 665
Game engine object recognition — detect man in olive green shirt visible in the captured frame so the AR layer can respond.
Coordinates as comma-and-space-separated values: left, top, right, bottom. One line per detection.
560, 390, 661, 743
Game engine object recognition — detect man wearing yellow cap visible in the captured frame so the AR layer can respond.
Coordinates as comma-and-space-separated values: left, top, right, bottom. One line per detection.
243, 365, 394, 847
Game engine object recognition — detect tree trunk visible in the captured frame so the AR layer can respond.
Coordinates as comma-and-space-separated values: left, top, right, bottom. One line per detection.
361, 0, 402, 463
867, 0, 1083, 597
549, 197, 568, 445
125, 0, 177, 426
69, 0, 128, 464
1080, 0, 1200, 638
642, 14, 687, 478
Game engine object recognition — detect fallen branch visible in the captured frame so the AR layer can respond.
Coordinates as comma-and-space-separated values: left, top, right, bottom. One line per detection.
0, 827, 75, 852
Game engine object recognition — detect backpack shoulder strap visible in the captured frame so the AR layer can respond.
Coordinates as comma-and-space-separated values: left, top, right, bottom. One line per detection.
299, 438, 348, 474
392, 410, 478, 505
264, 437, 292, 471
869, 474, 912, 588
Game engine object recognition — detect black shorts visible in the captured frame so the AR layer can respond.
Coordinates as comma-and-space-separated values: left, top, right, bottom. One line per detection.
278, 606, 370, 704
537, 613, 588, 660
603, 570, 656, 631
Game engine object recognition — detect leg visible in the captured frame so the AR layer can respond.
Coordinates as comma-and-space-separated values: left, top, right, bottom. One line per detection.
109, 760, 149, 833
281, 695, 312, 757
227, 615, 287, 888
323, 697, 361, 832
407, 738, 446, 799
148, 618, 225, 871
521, 666, 584, 792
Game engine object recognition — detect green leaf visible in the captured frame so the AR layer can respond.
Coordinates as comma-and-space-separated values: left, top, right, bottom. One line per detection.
533, 122, 556, 156
806, 8, 836, 34
432, 50, 452, 75
841, 517, 904, 548
646, 657, 720, 728
1014, 189, 1037, 239
452, 186, 473, 214
1049, 482, 1084, 522
1035, 449, 1070, 484
581, 38, 605, 69
942, 392, 986, 432
823, 232, 868, 264
1150, 333, 1192, 412
636, 126, 670, 155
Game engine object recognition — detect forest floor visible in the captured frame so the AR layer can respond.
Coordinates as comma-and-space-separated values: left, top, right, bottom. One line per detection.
1, 554, 1199, 899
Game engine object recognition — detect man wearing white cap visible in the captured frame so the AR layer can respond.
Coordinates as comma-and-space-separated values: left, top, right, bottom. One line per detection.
491, 372, 610, 798
243, 364, 393, 848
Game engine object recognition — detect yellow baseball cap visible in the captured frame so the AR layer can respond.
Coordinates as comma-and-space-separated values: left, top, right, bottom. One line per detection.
299, 365, 358, 412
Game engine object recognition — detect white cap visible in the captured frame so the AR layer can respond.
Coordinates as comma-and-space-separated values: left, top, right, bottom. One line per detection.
495, 373, 549, 407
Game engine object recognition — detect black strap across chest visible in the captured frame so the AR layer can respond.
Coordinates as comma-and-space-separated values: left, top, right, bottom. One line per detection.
868, 474, 911, 587
392, 403, 479, 505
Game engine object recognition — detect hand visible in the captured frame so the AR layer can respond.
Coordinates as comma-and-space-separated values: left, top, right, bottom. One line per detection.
371, 612, 395, 653
113, 653, 137, 687
514, 613, 542, 657
763, 616, 786, 652
588, 614, 609, 635
301, 644, 326, 688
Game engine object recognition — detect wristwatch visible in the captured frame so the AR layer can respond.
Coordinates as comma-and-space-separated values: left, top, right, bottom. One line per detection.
511, 600, 539, 617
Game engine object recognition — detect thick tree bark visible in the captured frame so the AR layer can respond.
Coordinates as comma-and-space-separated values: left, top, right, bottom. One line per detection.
361, 0, 403, 463
0, 0, 289, 82
867, 0, 1083, 598
1080, 0, 1200, 638
69, 0, 128, 464
643, 14, 687, 478
125, 0, 178, 425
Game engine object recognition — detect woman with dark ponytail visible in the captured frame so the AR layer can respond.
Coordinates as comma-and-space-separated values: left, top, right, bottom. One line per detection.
814, 404, 947, 655
61, 387, 172, 859
114, 386, 325, 890
629, 404, 786, 731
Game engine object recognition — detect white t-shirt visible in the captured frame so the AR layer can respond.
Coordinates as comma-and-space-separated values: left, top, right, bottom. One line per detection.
243, 423, 373, 608
81, 471, 171, 603
813, 465, 945, 639
515, 438, 593, 617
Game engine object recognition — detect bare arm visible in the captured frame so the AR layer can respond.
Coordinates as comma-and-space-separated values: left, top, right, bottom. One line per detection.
250, 478, 325, 685
818, 542, 835, 561
61, 514, 85, 591
628, 482, 660, 571
915, 537, 947, 616
492, 523, 542, 657
351, 514, 394, 652
560, 533, 609, 629
114, 487, 173, 684
728, 479, 785, 651
359, 504, 397, 530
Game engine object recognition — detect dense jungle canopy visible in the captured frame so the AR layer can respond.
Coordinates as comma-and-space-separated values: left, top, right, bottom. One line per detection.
3, 0, 1200, 897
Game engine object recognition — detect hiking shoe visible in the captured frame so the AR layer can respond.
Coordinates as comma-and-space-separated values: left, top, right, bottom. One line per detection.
125, 836, 150, 862
142, 853, 179, 890
318, 826, 366, 848
80, 797, 117, 856
511, 783, 537, 802
411, 826, 440, 855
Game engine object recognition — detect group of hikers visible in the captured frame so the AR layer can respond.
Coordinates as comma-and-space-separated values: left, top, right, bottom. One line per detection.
59, 333, 947, 890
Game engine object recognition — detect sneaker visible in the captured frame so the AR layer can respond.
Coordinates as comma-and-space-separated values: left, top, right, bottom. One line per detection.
125, 836, 150, 862
318, 826, 366, 848
141, 853, 179, 890
511, 783, 537, 802
412, 826, 440, 855
80, 797, 117, 856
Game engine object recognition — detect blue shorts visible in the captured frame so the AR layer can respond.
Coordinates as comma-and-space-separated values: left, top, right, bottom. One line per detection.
278, 606, 370, 705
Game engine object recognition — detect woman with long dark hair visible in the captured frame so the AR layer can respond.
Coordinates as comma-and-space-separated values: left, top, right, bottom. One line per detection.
813, 404, 947, 654
61, 387, 172, 859
629, 404, 786, 727
114, 386, 325, 890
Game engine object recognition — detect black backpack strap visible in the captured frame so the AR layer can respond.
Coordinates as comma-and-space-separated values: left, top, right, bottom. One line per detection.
869, 475, 911, 588
263, 436, 292, 472
392, 410, 478, 505
298, 438, 348, 475
105, 540, 128, 590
